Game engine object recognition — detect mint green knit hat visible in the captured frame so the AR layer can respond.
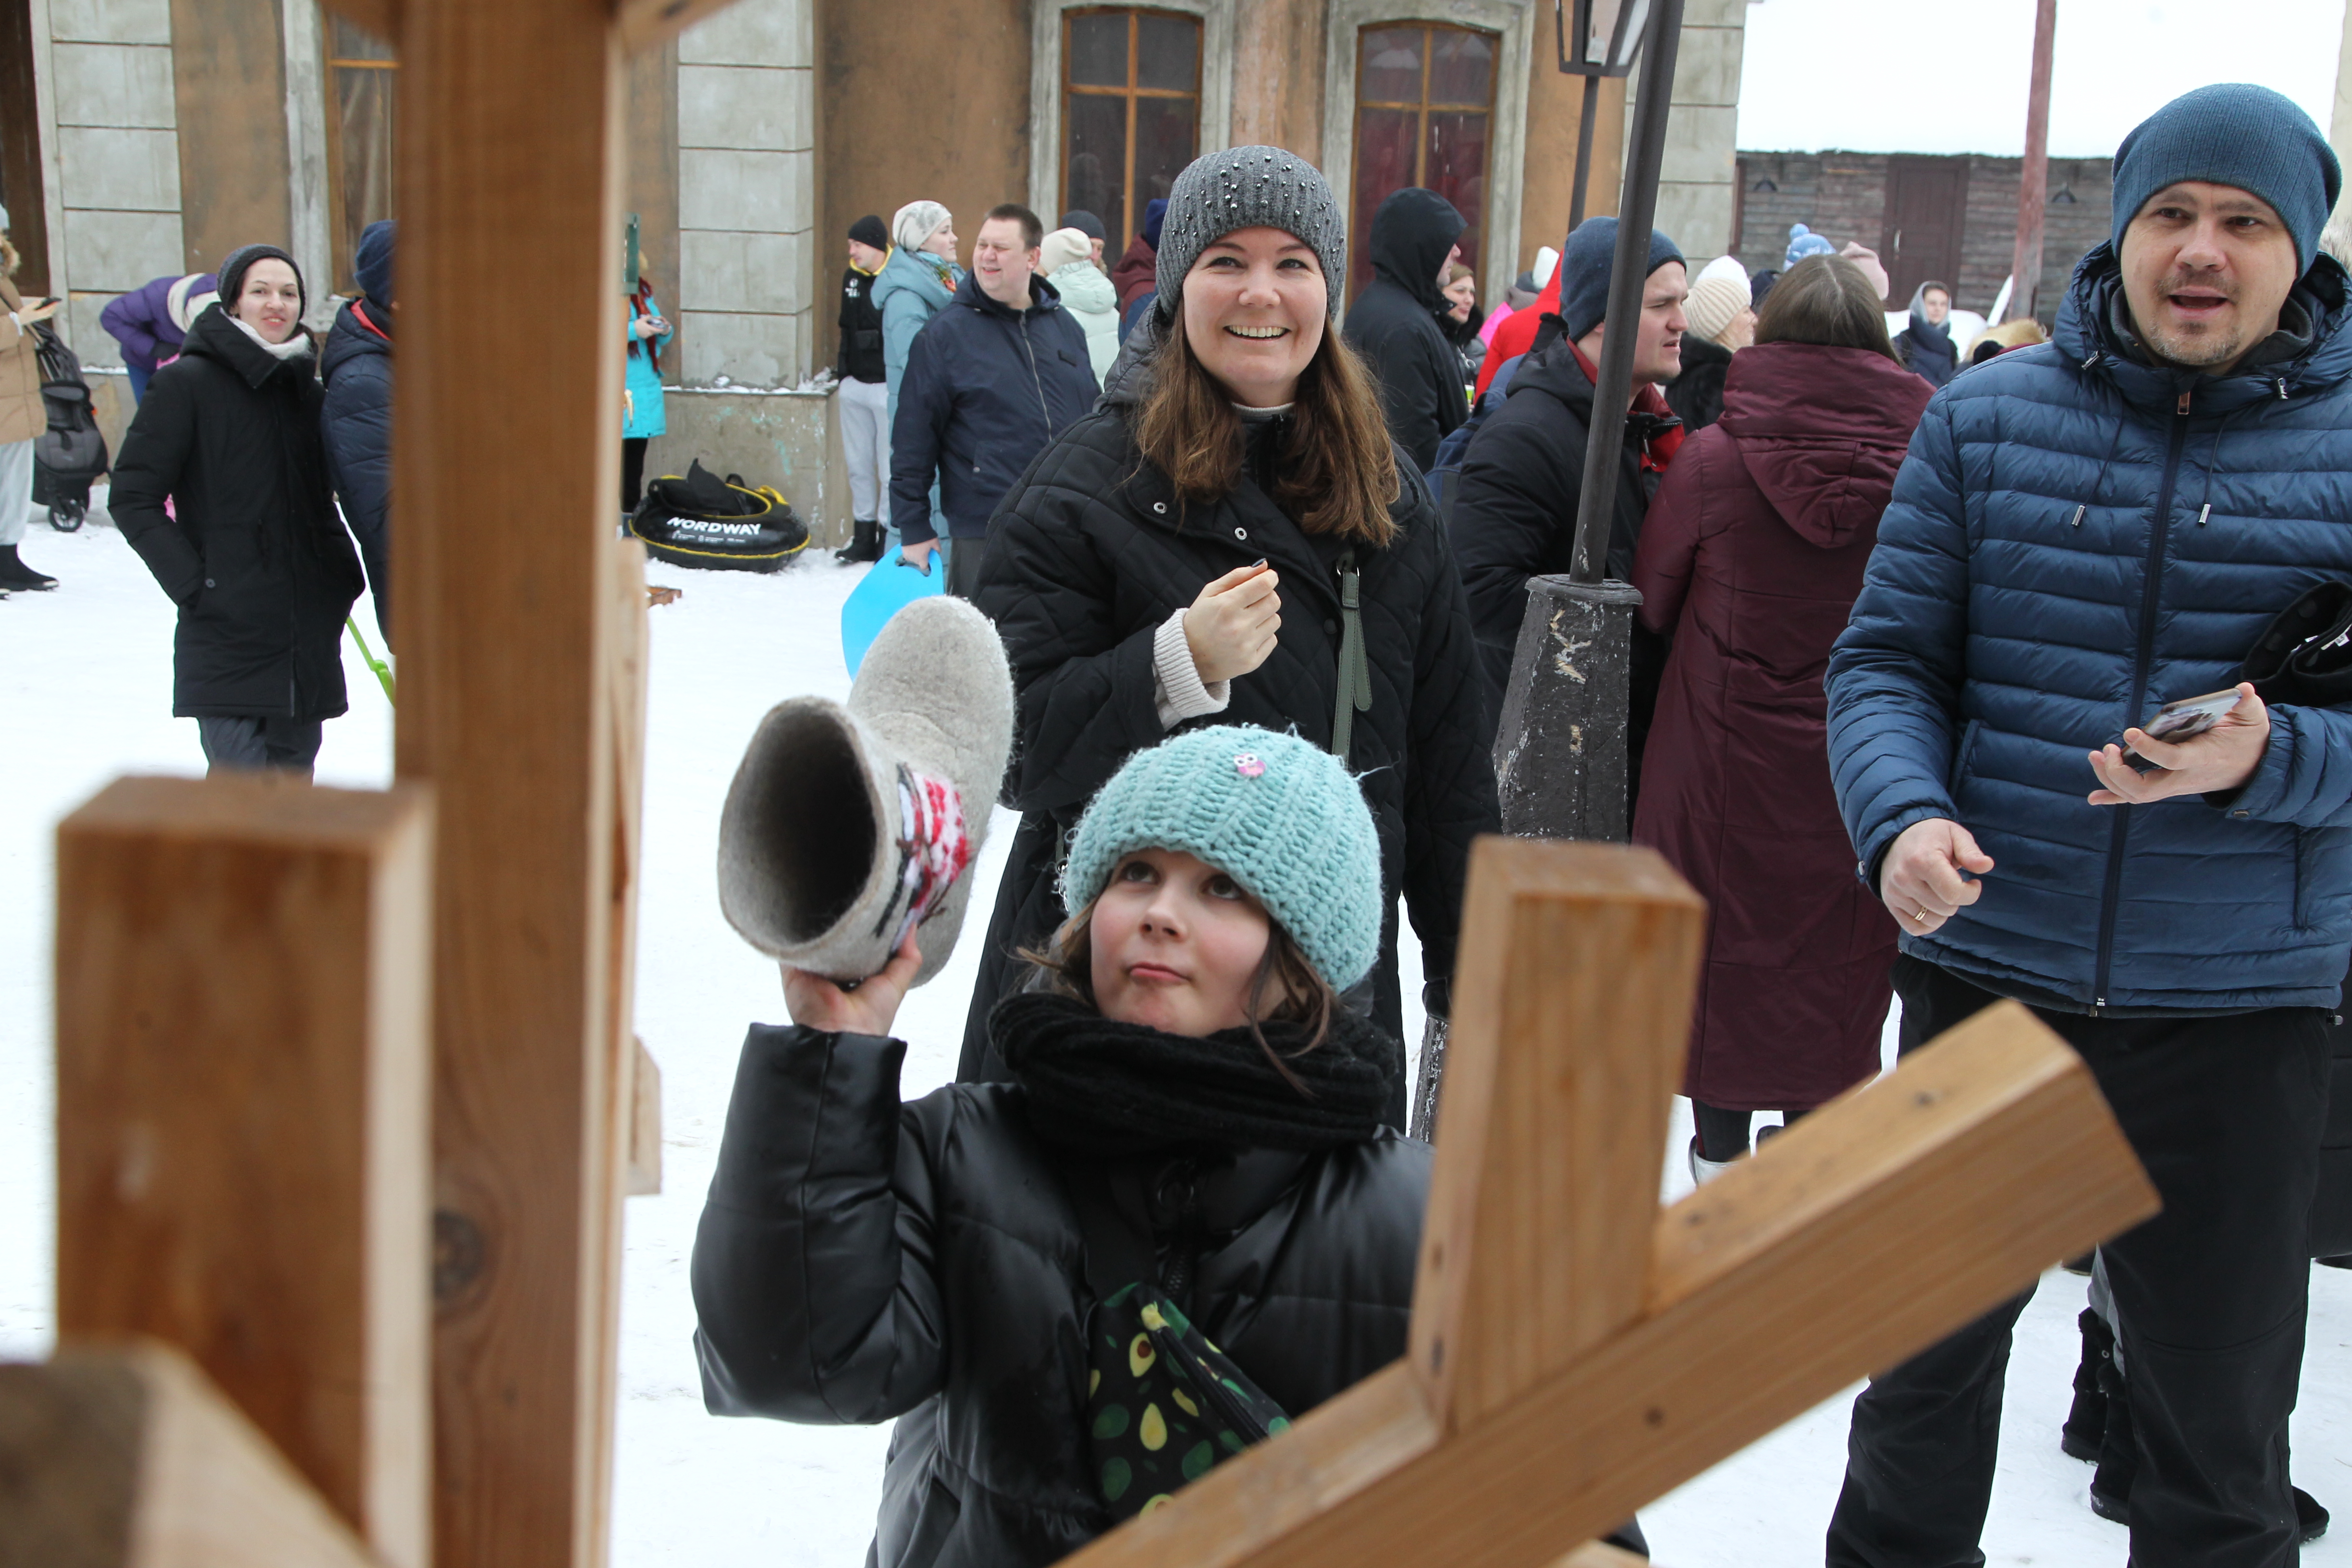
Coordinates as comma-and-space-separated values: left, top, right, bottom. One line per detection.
1059, 725, 1382, 991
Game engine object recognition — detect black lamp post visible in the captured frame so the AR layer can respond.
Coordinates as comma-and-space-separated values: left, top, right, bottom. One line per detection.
1556, 0, 1652, 229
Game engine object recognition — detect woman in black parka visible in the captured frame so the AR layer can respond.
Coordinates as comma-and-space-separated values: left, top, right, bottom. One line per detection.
961, 148, 1500, 1124
113, 244, 364, 775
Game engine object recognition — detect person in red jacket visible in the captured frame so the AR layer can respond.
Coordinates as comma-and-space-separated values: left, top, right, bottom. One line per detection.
1473, 257, 1557, 399
1628, 254, 1932, 1180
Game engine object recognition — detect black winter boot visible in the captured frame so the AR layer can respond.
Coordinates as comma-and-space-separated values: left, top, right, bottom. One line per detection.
2061, 1307, 2113, 1461
2298, 1486, 2330, 1543
0, 544, 57, 590
835, 518, 885, 565
2088, 1351, 2136, 1525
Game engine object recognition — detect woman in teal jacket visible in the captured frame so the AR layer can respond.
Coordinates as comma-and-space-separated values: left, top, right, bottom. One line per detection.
622, 278, 673, 514
873, 201, 961, 433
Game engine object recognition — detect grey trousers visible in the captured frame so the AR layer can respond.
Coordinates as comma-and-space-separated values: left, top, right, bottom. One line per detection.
0, 438, 34, 546
839, 375, 889, 525
198, 714, 325, 777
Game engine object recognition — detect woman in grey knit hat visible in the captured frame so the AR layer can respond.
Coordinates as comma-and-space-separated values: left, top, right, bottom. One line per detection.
958, 146, 1502, 1133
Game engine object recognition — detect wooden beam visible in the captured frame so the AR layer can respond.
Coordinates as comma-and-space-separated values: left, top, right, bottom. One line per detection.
627, 1039, 663, 1198
0, 1342, 387, 1568
1054, 998, 2156, 1568
1413, 839, 1705, 1428
614, 0, 742, 56
53, 776, 433, 1568
315, 0, 400, 47
391, 1, 634, 1562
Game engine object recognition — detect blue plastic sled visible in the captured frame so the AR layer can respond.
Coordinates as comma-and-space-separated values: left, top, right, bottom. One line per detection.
841, 541, 948, 676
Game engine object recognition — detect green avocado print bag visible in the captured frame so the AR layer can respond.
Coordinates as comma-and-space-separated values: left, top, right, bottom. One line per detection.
1084, 1283, 1292, 1520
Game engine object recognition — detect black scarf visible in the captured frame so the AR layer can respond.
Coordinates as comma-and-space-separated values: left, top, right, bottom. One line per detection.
994, 991, 1394, 1156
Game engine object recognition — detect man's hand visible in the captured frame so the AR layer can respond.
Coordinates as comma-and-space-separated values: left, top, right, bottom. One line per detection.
2087, 682, 2270, 806
1881, 818, 1995, 937
783, 933, 921, 1037
1184, 562, 1281, 684
900, 538, 940, 575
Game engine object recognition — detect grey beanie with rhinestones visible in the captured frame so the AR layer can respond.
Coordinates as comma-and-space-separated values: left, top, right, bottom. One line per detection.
1152, 146, 1347, 324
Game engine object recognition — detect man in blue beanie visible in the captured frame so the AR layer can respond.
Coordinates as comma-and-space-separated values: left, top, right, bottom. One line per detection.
1825, 84, 2350, 1567
1447, 214, 1686, 760
321, 219, 396, 643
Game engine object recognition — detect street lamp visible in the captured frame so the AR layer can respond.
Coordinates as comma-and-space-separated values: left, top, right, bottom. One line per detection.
1556, 0, 1652, 228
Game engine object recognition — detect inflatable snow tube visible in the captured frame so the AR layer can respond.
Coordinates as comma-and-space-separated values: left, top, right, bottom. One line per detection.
630, 458, 810, 573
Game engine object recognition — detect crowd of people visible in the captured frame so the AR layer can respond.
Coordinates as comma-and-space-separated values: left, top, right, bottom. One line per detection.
5, 69, 2351, 1568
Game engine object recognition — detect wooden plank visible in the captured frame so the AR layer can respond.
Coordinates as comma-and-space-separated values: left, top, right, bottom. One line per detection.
390, 2, 631, 1563
1054, 1002, 2156, 1568
627, 1039, 662, 1198
1412, 839, 1705, 1429
0, 1341, 386, 1568
315, 0, 400, 48
53, 776, 433, 1568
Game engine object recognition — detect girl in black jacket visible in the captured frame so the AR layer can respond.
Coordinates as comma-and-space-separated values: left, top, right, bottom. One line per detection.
961, 148, 1499, 1122
113, 244, 364, 775
693, 724, 1429, 1568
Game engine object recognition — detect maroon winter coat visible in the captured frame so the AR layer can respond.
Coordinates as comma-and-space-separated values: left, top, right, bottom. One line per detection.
1631, 341, 1932, 1112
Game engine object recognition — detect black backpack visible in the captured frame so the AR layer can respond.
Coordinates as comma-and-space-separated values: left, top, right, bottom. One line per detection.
31, 323, 107, 521
627, 458, 810, 573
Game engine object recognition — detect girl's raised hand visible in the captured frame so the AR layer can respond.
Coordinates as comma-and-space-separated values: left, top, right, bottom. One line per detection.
783, 932, 922, 1038
1184, 561, 1282, 685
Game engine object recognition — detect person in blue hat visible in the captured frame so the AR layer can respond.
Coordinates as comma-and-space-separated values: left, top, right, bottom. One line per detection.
1826, 83, 2352, 1566
321, 220, 395, 642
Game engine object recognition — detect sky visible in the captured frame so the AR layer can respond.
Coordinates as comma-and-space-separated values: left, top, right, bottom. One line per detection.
1737, 0, 2347, 157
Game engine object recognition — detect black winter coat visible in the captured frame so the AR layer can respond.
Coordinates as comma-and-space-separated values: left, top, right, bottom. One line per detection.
1344, 189, 1468, 474
839, 263, 887, 384
114, 306, 364, 720
959, 358, 1499, 1112
1447, 339, 1678, 752
889, 270, 1100, 543
319, 299, 393, 643
1662, 333, 1731, 433
691, 1024, 1431, 1568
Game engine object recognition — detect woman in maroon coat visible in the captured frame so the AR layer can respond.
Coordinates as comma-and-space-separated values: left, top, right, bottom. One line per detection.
1630, 255, 1934, 1179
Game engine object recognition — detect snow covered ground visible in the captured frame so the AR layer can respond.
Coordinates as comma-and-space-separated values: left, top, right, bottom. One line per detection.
7, 512, 2352, 1565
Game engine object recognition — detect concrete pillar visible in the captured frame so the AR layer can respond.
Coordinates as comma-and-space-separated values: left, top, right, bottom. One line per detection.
1621, 0, 1747, 260
2324, 0, 2352, 259
675, 0, 816, 387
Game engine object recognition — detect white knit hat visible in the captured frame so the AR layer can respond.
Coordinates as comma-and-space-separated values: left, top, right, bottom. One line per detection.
892, 200, 953, 254
1684, 254, 1752, 346
1037, 227, 1093, 277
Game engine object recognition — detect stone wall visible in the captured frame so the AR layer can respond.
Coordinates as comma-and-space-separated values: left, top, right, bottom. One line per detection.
1623, 0, 1747, 261
1735, 149, 2114, 323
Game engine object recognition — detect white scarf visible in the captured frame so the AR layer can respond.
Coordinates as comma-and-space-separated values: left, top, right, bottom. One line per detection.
229, 313, 313, 361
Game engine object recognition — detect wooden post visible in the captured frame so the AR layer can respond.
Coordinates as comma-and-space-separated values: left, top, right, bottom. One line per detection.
1047, 838, 2156, 1568
385, 0, 633, 1563
53, 777, 433, 1568
2010, 0, 2058, 323
0, 1342, 389, 1568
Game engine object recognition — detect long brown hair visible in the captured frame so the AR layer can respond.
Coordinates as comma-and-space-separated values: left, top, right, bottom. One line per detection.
1754, 255, 1898, 361
1135, 316, 1401, 547
1020, 887, 1339, 1094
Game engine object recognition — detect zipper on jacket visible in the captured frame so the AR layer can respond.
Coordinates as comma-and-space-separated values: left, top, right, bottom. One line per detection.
2091, 388, 2193, 1005
1018, 316, 1051, 440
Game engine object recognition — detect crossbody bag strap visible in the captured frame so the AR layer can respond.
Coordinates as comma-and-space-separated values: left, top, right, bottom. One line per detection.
1330, 547, 1371, 763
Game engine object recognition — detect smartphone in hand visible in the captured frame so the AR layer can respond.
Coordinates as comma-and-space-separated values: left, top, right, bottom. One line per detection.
2116, 688, 2243, 770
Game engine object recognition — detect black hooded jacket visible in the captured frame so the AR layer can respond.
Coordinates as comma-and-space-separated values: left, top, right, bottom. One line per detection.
956, 329, 1500, 1110
319, 299, 393, 642
691, 1023, 1431, 1568
1446, 336, 1678, 754
112, 306, 365, 720
1343, 188, 1467, 473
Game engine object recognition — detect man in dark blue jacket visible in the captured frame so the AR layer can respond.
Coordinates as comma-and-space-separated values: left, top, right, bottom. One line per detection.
1825, 86, 2352, 1568
890, 202, 1098, 599
320, 219, 395, 643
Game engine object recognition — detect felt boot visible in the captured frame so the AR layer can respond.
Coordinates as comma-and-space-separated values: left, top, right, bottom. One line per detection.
718, 594, 1013, 987
1687, 1137, 1737, 1186
2062, 1307, 2114, 1461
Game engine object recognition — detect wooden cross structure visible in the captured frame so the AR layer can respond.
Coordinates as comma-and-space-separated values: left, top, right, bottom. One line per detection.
0, 1, 2159, 1564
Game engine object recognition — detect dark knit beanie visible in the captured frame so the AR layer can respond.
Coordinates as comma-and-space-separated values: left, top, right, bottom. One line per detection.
1152, 146, 1348, 323
2111, 84, 2341, 274
1059, 208, 1107, 244
1143, 198, 1169, 249
354, 220, 396, 307
216, 243, 307, 319
847, 213, 888, 251
1556, 216, 1684, 342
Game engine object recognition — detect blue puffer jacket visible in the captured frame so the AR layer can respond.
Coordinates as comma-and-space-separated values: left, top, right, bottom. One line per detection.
874, 244, 961, 429
1828, 245, 2352, 1013
888, 269, 1099, 544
